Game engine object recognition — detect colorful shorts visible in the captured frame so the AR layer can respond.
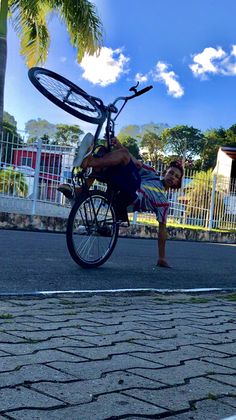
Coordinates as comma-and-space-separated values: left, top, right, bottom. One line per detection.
133, 179, 170, 223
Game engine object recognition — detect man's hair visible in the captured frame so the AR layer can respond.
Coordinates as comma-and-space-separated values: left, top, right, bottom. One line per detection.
167, 160, 184, 189
168, 160, 184, 176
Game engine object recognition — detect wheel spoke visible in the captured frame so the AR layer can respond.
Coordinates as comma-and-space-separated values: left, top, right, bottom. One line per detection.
76, 234, 98, 261
37, 74, 99, 118
69, 193, 118, 266
28, 67, 104, 123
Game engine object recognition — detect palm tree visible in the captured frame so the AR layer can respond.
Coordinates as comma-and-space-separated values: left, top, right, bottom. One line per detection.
0, 166, 28, 196
0, 0, 103, 130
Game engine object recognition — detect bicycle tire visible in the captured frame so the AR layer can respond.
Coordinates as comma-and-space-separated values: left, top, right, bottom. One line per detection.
66, 190, 119, 268
28, 67, 106, 124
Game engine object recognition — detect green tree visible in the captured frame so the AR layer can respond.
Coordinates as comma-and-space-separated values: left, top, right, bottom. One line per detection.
141, 131, 166, 167
25, 118, 56, 142
161, 154, 199, 169
201, 126, 236, 170
40, 133, 50, 144
162, 125, 205, 161
200, 128, 227, 170
3, 110, 17, 127
120, 136, 141, 159
118, 125, 140, 143
1, 113, 22, 165
225, 124, 236, 146
0, 0, 103, 129
53, 124, 84, 146
0, 166, 28, 196
118, 123, 169, 145
141, 123, 169, 137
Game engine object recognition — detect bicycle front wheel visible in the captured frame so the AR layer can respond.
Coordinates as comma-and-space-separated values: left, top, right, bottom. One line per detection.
66, 190, 119, 268
28, 67, 105, 124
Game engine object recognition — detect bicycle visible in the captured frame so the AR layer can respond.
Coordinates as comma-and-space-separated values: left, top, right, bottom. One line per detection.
28, 67, 153, 268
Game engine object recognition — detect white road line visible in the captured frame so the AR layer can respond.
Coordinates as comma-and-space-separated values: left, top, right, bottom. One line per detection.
0, 287, 235, 296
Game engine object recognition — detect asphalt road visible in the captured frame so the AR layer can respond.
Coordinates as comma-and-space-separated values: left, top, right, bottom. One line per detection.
0, 229, 235, 294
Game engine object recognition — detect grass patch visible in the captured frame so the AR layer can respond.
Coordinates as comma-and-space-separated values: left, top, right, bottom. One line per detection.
189, 297, 211, 304
153, 296, 165, 301
131, 214, 234, 233
207, 393, 218, 401
0, 313, 14, 319
60, 299, 76, 306
223, 293, 236, 302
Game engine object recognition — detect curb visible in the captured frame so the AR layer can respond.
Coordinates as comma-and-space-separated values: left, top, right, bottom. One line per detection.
0, 287, 235, 298
0, 212, 236, 243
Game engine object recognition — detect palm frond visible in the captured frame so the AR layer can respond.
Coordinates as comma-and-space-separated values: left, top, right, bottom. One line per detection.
9, 0, 103, 64
0, 167, 28, 196
20, 19, 50, 67
48, 0, 103, 61
9, 0, 50, 66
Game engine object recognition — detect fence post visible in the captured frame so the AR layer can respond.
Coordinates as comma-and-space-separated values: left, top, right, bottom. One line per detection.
31, 139, 42, 215
132, 211, 138, 225
208, 174, 217, 230
0, 131, 3, 164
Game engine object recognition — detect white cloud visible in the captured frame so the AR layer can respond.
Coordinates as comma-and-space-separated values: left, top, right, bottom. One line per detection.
190, 45, 236, 78
221, 45, 236, 75
152, 61, 184, 98
231, 45, 236, 56
79, 47, 129, 86
135, 72, 148, 83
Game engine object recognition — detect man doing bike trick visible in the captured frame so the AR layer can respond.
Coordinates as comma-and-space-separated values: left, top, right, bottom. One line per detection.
59, 133, 183, 268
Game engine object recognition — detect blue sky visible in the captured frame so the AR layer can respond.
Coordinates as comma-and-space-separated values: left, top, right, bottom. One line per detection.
4, 0, 236, 136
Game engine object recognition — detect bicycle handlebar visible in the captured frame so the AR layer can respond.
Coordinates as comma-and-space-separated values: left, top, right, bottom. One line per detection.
111, 85, 153, 111
128, 85, 153, 99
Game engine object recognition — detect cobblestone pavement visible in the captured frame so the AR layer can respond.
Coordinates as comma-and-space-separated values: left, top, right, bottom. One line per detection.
0, 292, 235, 420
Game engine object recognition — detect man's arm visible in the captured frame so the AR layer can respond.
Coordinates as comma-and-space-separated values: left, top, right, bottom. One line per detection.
111, 137, 142, 168
129, 153, 143, 169
157, 222, 171, 268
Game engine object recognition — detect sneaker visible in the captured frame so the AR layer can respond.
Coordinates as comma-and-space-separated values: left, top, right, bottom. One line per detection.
117, 221, 130, 227
57, 184, 74, 199
73, 133, 94, 167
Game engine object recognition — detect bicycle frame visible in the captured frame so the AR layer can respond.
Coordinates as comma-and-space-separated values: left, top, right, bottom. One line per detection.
28, 67, 153, 267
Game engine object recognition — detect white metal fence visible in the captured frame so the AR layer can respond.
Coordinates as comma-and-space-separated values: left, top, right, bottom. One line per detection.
133, 169, 236, 230
0, 132, 73, 218
0, 132, 236, 230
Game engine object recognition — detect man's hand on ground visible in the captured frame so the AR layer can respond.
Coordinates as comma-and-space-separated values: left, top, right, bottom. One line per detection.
157, 258, 172, 268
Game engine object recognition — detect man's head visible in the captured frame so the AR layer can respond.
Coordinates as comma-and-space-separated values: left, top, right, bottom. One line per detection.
163, 161, 183, 189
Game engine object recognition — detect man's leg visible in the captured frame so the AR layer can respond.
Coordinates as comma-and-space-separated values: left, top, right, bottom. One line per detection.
58, 149, 130, 199
113, 191, 136, 222
82, 149, 141, 223
82, 148, 130, 170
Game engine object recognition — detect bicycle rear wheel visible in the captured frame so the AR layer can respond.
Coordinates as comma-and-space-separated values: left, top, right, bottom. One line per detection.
28, 67, 105, 124
66, 190, 119, 268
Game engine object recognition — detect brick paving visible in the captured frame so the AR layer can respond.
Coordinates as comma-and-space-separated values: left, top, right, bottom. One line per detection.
0, 292, 235, 419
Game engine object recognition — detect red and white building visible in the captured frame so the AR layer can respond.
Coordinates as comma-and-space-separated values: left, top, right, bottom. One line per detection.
13, 144, 74, 202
